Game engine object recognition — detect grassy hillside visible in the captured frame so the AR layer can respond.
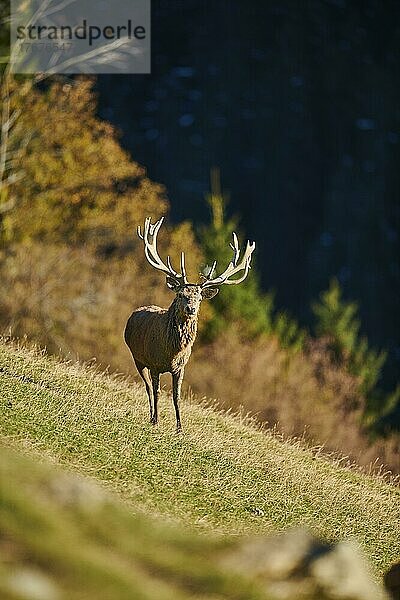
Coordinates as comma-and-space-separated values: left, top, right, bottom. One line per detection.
0, 338, 399, 581
0, 446, 389, 600
0, 446, 273, 600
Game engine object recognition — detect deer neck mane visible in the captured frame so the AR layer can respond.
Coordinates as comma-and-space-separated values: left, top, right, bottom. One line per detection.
167, 298, 198, 351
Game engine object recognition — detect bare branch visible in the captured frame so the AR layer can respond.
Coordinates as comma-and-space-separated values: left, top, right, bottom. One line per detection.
0, 72, 11, 187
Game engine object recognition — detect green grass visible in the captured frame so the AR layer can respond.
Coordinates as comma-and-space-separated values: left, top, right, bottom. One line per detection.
0, 338, 399, 584
1, 446, 275, 600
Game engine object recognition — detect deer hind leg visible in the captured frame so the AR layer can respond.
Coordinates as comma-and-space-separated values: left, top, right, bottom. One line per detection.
134, 359, 153, 422
150, 370, 160, 426
172, 370, 184, 432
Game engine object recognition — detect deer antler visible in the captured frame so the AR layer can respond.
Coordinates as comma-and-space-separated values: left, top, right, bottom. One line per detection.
201, 232, 255, 288
137, 217, 188, 285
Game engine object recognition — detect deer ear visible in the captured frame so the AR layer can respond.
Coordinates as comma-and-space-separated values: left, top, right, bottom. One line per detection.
166, 276, 181, 291
201, 287, 219, 299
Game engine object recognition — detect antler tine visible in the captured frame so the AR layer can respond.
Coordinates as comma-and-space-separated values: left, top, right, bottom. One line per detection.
209, 260, 217, 278
137, 216, 151, 240
201, 234, 255, 288
151, 216, 164, 237
229, 232, 240, 266
166, 255, 178, 276
180, 252, 188, 283
138, 217, 150, 244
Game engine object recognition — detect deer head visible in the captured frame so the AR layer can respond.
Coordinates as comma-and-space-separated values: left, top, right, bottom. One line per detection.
137, 217, 255, 317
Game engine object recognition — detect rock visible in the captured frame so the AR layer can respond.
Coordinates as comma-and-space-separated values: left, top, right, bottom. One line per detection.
221, 529, 388, 600
310, 540, 384, 600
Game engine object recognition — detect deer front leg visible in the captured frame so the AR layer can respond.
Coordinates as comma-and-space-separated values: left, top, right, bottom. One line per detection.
172, 370, 184, 432
134, 359, 153, 422
150, 370, 160, 425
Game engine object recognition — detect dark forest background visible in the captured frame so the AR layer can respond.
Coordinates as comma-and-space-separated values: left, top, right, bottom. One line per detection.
96, 0, 400, 389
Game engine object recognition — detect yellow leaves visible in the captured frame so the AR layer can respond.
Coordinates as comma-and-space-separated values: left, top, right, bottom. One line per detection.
3, 77, 168, 247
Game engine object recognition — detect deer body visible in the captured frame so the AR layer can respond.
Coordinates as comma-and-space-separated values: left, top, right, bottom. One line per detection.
125, 288, 203, 431
125, 217, 255, 431
125, 299, 197, 374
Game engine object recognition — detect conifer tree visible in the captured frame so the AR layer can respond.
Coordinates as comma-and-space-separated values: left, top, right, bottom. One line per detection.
199, 169, 276, 340
312, 278, 399, 429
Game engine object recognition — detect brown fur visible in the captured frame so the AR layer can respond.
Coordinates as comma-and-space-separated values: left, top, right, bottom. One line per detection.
124, 285, 216, 430
125, 300, 197, 374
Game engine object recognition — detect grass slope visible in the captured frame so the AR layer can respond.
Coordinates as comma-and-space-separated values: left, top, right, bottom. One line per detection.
1, 446, 275, 600
0, 339, 399, 578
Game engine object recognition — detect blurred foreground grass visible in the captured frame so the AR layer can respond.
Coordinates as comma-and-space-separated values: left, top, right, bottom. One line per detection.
1, 446, 272, 600
1, 446, 390, 600
0, 338, 399, 588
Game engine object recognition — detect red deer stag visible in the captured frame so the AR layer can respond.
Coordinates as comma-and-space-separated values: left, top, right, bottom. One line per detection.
124, 217, 255, 431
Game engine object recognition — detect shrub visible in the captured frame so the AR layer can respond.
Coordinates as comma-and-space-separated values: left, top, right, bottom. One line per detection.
0, 240, 178, 372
